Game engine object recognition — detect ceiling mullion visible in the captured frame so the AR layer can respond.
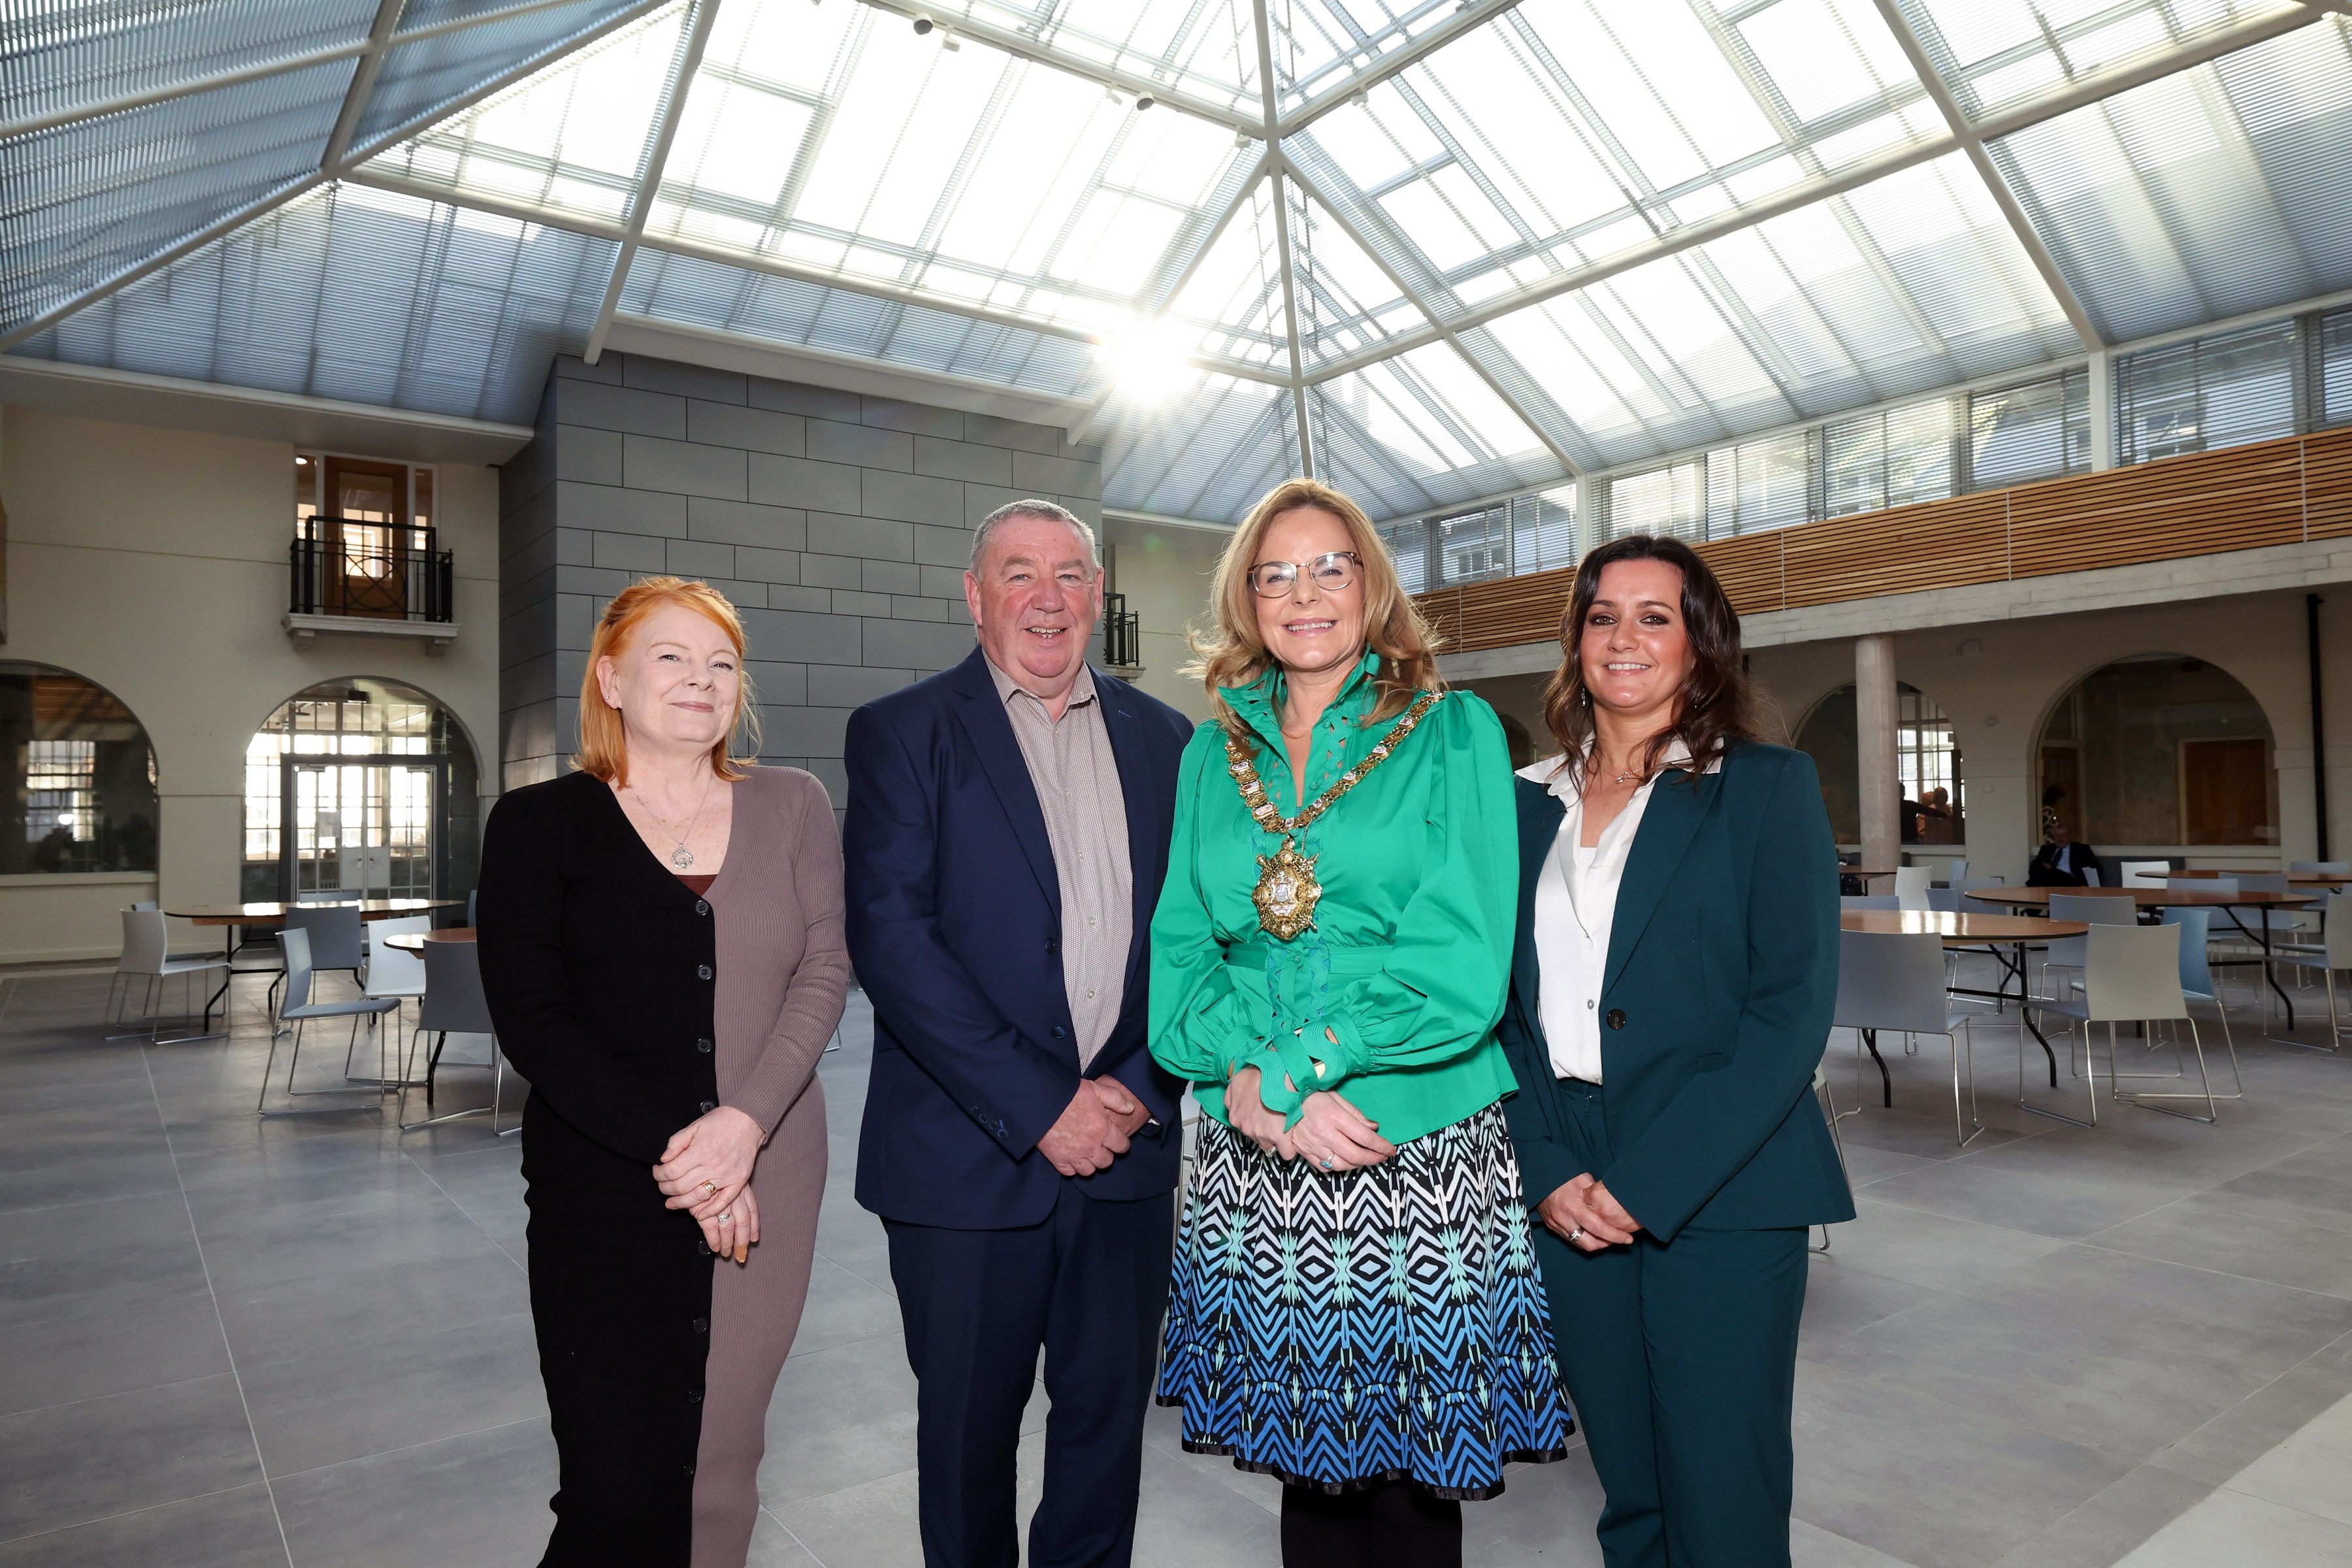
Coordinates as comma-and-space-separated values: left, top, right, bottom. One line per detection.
1250, 0, 1315, 478
585, 0, 725, 364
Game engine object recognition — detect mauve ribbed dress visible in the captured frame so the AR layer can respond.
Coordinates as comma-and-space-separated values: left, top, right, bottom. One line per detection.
685, 766, 850, 1567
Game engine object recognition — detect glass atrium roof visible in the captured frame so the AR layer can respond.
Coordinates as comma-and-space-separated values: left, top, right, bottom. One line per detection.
5, 0, 2349, 521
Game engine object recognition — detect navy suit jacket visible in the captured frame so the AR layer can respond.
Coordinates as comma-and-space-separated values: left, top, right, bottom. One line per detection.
845, 647, 1195, 1230
1497, 742, 1855, 1242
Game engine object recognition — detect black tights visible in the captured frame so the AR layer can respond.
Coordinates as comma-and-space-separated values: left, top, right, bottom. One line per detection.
1279, 1479, 1462, 1568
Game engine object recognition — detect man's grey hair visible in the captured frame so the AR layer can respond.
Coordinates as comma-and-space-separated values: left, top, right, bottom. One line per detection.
970, 499, 1100, 576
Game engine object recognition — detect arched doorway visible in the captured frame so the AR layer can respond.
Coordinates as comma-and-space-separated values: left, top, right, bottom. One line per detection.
2037, 655, 2276, 849
242, 678, 482, 902
1793, 682, 1964, 846
0, 662, 158, 874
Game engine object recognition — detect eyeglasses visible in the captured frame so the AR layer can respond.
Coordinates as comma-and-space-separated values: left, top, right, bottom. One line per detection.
1249, 551, 1361, 598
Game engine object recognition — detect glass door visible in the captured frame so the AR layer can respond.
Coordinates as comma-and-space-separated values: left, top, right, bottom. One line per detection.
281, 757, 447, 899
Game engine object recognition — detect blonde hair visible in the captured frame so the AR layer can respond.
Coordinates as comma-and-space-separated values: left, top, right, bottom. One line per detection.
574, 577, 760, 788
1184, 478, 1444, 743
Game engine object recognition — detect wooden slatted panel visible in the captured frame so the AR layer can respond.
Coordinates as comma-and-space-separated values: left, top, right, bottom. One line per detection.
1693, 532, 1787, 615
1412, 427, 2351, 649
2304, 425, 2352, 540
1450, 563, 1579, 653
2008, 436, 2306, 579
1416, 586, 1464, 651
1779, 491, 2010, 607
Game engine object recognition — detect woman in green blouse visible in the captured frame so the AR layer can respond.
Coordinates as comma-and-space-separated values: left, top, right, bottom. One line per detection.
1150, 479, 1571, 1568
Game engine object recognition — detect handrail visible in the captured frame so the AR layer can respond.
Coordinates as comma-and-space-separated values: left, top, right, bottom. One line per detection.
289, 516, 455, 624
1102, 591, 1143, 670
1416, 425, 2352, 653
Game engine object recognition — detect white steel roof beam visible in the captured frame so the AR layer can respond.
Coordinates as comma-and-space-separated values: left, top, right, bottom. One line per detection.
1279, 0, 1524, 139
1868, 0, 2105, 349
1250, 0, 1315, 478
0, 0, 676, 352
1301, 3, 2335, 385
585, 0, 725, 364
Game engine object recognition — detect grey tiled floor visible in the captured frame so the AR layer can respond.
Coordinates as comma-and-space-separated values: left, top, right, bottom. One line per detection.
3, 954, 2350, 1566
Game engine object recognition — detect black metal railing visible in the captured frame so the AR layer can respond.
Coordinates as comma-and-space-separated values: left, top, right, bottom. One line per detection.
1101, 591, 1141, 669
289, 517, 454, 623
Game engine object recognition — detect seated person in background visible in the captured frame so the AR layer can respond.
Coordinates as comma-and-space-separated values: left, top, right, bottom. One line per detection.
2027, 822, 2104, 887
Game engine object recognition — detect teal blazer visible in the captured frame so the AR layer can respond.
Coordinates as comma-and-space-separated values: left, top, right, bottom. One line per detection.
1497, 742, 1855, 1242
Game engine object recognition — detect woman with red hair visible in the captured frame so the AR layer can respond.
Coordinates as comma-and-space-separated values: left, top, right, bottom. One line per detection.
478, 577, 849, 1567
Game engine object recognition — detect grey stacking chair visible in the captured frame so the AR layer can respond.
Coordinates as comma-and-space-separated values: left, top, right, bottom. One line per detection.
2024, 922, 2213, 1126
1840, 894, 1898, 911
1924, 888, 1961, 913
1809, 1060, 1850, 1255
363, 917, 429, 1039
130, 900, 158, 911
2041, 893, 2137, 999
272, 902, 365, 1020
255, 926, 402, 1115
1834, 930, 1989, 1145
2264, 890, 2352, 1053
467, 888, 478, 926
1941, 858, 1968, 889
399, 939, 513, 1134
106, 908, 229, 1043
2291, 860, 2351, 877
2081, 868, 2101, 887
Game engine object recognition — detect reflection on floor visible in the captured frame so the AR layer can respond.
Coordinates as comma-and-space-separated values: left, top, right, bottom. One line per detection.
1, 951, 2349, 1567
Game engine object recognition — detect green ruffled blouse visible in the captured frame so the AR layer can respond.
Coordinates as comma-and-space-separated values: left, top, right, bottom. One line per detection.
1147, 649, 1517, 1145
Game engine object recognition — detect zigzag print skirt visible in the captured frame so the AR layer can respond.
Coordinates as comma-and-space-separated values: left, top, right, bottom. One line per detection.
1156, 1102, 1574, 1499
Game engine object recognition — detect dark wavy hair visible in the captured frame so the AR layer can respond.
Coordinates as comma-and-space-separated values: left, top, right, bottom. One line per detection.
1541, 534, 1761, 785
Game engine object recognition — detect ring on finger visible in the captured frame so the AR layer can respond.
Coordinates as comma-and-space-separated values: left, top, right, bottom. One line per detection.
1567, 1224, 1586, 1245
718, 1209, 732, 1223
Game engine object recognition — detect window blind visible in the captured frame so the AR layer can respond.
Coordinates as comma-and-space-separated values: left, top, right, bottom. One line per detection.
1509, 486, 1579, 574
1705, 430, 1813, 536
1967, 370, 2087, 489
1378, 520, 1429, 594
2115, 320, 2298, 463
1437, 508, 1511, 584
2322, 307, 2352, 429
1608, 460, 1707, 543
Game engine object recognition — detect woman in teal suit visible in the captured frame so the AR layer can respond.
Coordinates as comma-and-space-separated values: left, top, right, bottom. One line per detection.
1498, 534, 1852, 1568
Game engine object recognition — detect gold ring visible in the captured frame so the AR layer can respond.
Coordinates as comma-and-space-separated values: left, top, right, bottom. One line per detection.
700, 1181, 718, 1198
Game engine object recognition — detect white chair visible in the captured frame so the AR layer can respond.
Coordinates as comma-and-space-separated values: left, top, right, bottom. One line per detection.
399, 939, 513, 1133
2264, 890, 2352, 1053
105, 909, 229, 1043
1893, 866, 1932, 911
2025, 923, 2215, 1126
1834, 929, 1989, 1145
255, 926, 402, 1115
2041, 892, 2137, 999
2117, 860, 2171, 888
2082, 868, 2100, 887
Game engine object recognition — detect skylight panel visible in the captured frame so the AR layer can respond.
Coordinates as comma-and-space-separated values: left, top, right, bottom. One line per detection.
1412, 24, 1626, 236
1305, 80, 1446, 189
1377, 178, 1486, 274
1737, 0, 1914, 124
701, 0, 856, 95
666, 85, 817, 207
1839, 152, 2074, 365
1395, 341, 1543, 459
1903, 0, 2305, 114
792, 27, 1001, 249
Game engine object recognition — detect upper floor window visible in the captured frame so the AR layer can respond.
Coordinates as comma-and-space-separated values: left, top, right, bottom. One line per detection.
297, 453, 434, 528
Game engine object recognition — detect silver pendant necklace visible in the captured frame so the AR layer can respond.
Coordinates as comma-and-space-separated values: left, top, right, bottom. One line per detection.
629, 771, 717, 870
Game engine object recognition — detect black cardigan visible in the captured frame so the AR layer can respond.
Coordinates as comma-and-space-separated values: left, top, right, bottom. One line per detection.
478, 769, 721, 1190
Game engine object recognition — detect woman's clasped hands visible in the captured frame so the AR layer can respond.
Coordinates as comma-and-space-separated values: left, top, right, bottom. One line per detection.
654, 1103, 766, 1264
1226, 1058, 1397, 1175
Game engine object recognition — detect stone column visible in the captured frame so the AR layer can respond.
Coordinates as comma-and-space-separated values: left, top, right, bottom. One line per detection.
1857, 632, 1899, 879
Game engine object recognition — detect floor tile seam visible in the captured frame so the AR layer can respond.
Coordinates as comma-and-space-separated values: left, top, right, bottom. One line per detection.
1804, 1348, 2187, 1472
757, 1502, 826, 1565
231, 1303, 540, 1379
2145, 1337, 2352, 1476
400, 1145, 532, 1276
1850, 1188, 2095, 1246
137, 1040, 297, 1568
1980, 1458, 2217, 1568
2069, 1237, 2352, 1306
0, 1364, 252, 1424
259, 1413, 549, 1486
1786, 1512, 1933, 1568
0, 1478, 273, 1550
0, 1179, 197, 1221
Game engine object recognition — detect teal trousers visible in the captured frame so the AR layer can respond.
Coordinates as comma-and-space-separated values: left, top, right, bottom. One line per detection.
1530, 1077, 1808, 1568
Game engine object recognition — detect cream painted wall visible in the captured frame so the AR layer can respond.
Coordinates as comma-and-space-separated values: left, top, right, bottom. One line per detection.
1741, 587, 2352, 887
0, 405, 502, 963
1105, 517, 1226, 724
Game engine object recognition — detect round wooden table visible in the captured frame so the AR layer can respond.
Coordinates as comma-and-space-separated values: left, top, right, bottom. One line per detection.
2166, 869, 2350, 887
382, 926, 475, 955
1840, 910, 2091, 1102
1965, 885, 2317, 1024
163, 899, 466, 1028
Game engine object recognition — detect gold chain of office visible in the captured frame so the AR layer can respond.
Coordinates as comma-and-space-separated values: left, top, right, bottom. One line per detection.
1225, 691, 1443, 941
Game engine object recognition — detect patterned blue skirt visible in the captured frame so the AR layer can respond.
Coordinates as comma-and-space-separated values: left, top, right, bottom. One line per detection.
1156, 1102, 1573, 1499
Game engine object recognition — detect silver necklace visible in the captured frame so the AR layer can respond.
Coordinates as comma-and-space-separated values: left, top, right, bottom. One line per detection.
628, 772, 717, 870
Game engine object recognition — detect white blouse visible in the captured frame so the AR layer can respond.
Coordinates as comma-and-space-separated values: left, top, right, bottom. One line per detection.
1523, 741, 1714, 1083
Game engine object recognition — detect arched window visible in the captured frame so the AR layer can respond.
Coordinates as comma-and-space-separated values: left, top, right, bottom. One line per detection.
1793, 683, 1964, 846
0, 663, 158, 874
2038, 657, 2276, 848
242, 678, 481, 902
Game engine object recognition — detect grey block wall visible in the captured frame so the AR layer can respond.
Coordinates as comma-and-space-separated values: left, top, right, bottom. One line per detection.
497, 351, 1105, 808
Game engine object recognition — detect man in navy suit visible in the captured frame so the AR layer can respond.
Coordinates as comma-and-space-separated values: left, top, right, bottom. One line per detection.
844, 499, 1194, 1568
